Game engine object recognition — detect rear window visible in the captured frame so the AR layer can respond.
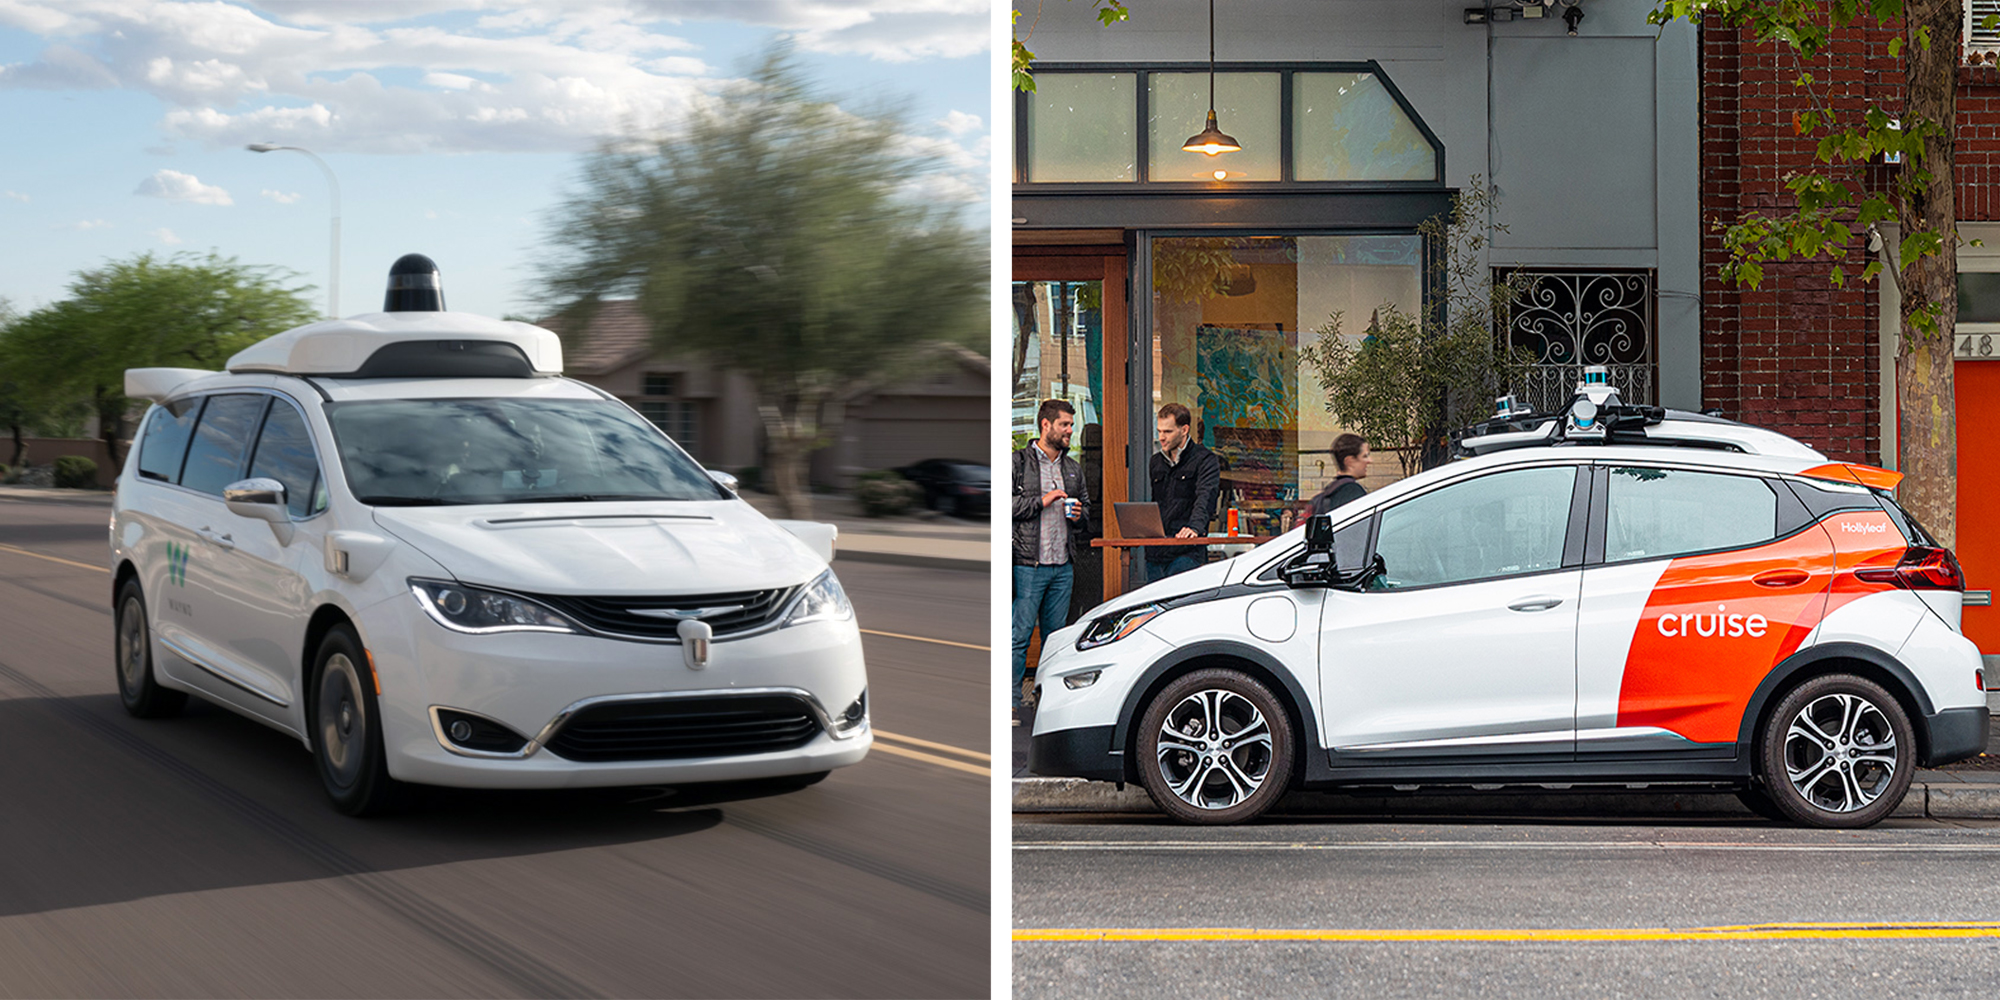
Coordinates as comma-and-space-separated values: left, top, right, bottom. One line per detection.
1604, 467, 1778, 562
136, 398, 202, 483
1871, 488, 1935, 547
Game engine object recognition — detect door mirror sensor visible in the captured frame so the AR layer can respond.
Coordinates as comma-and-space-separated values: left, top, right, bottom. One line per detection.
1304, 513, 1335, 552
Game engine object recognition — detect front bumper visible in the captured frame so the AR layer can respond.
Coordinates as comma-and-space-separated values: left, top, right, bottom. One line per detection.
359, 596, 869, 788
1030, 725, 1124, 782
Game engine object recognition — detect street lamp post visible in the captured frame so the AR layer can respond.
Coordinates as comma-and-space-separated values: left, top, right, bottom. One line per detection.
246, 143, 340, 319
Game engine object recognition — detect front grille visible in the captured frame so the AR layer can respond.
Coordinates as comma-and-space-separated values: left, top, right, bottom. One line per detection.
544, 696, 823, 762
534, 586, 798, 640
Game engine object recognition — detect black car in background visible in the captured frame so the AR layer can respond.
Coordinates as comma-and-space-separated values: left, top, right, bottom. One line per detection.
897, 459, 989, 519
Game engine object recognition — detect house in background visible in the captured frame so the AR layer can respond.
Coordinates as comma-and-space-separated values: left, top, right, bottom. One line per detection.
542, 300, 989, 490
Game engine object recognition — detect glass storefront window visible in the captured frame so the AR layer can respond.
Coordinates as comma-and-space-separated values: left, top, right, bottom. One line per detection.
1026, 74, 1138, 182
1150, 234, 1422, 537
1293, 72, 1437, 182
1147, 72, 1281, 182
1012, 280, 1104, 459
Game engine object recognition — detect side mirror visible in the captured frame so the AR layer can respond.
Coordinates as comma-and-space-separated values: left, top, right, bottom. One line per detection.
1280, 550, 1335, 589
224, 477, 293, 545
224, 478, 288, 522
707, 469, 741, 494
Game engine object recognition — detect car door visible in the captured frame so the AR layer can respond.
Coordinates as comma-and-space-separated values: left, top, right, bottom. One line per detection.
1316, 463, 1586, 759
125, 395, 208, 659
156, 391, 298, 722
1575, 464, 1831, 753
210, 394, 329, 727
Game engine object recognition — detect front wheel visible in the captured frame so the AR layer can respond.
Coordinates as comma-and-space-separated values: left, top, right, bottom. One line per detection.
114, 580, 186, 718
1758, 673, 1915, 828
1136, 669, 1294, 824
311, 624, 412, 817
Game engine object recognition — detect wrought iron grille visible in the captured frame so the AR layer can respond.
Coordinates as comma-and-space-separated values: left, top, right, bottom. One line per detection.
1497, 269, 1657, 413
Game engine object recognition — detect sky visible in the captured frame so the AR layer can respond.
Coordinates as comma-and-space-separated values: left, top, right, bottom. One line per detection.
0, 0, 992, 320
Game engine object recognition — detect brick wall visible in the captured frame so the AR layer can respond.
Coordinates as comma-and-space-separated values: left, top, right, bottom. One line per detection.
1700, 16, 2000, 465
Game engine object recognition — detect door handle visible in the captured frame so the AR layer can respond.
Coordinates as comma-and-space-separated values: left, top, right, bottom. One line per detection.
198, 527, 235, 551
1507, 596, 1564, 612
1753, 569, 1810, 588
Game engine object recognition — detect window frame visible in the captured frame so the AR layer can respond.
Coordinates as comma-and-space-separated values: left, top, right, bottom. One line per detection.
1016, 61, 1445, 191
1583, 462, 1819, 569
244, 393, 330, 521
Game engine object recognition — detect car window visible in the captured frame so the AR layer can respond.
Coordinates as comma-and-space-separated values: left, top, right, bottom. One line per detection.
1370, 466, 1576, 589
1605, 466, 1778, 562
136, 397, 202, 484
325, 397, 729, 505
179, 394, 269, 497
247, 401, 325, 517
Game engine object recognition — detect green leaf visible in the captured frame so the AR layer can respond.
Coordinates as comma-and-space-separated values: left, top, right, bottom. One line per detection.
1888, 36, 1903, 57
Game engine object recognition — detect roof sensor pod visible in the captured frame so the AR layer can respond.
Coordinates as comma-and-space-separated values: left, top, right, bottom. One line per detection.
384, 253, 445, 312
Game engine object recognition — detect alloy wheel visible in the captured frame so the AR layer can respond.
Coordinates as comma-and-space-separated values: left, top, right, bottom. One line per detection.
1783, 692, 1898, 813
117, 595, 147, 694
318, 653, 368, 790
1155, 689, 1274, 811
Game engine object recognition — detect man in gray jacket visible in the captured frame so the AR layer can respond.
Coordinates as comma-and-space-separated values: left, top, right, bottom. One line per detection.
1011, 399, 1090, 711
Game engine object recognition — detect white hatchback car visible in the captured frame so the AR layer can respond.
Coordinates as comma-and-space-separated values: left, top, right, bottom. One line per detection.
1030, 378, 1988, 827
112, 281, 868, 815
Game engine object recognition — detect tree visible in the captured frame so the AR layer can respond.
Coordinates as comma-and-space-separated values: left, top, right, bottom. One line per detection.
538, 49, 987, 518
1298, 183, 1533, 478
1650, 0, 1974, 547
0, 253, 317, 468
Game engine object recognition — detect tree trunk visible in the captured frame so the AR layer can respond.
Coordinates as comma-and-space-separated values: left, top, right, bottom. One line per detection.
1895, 0, 1959, 547
94, 388, 126, 474
757, 386, 827, 521
8, 423, 22, 469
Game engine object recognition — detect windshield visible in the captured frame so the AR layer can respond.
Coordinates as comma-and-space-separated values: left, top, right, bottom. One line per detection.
325, 397, 729, 505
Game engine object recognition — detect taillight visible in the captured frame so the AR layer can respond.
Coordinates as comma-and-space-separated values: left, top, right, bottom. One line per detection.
1854, 546, 1966, 591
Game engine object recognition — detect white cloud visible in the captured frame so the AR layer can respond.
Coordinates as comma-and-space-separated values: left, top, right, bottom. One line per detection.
56, 219, 111, 230
261, 188, 301, 204
149, 227, 183, 244
633, 1, 988, 62
936, 110, 980, 136
2, 190, 28, 202
134, 168, 233, 205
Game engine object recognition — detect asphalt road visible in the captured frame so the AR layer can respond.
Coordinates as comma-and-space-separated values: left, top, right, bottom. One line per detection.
0, 495, 990, 999
1015, 814, 2000, 998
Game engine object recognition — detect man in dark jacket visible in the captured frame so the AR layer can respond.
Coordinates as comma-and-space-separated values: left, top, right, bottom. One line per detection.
1307, 433, 1371, 517
1011, 399, 1090, 710
1146, 403, 1220, 582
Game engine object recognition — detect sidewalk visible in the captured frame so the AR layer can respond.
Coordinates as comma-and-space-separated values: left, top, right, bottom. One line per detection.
1012, 707, 2000, 820
0, 486, 991, 574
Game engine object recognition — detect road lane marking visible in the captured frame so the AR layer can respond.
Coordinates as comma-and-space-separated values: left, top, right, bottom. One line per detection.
1015, 839, 2000, 853
874, 729, 991, 761
858, 628, 987, 651
0, 542, 108, 574
870, 741, 990, 776
1016, 922, 2000, 943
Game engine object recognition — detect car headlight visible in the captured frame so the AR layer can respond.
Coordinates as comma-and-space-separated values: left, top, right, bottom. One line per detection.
1076, 603, 1164, 650
783, 570, 853, 627
409, 579, 579, 635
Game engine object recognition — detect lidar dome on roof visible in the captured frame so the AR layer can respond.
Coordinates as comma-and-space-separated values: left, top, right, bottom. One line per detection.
224, 311, 564, 376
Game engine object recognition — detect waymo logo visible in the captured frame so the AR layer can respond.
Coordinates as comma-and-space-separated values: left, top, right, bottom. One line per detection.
1656, 605, 1768, 638
165, 541, 190, 587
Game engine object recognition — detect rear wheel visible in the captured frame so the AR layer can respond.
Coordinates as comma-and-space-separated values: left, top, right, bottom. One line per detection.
311, 624, 411, 817
114, 579, 186, 718
1758, 673, 1914, 828
1136, 669, 1294, 825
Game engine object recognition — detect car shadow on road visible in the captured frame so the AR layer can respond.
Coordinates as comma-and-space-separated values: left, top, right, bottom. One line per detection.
0, 692, 834, 919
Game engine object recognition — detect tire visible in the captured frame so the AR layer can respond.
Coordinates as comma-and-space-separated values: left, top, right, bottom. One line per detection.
1136, 668, 1294, 825
310, 624, 411, 817
114, 579, 186, 719
1757, 673, 1915, 829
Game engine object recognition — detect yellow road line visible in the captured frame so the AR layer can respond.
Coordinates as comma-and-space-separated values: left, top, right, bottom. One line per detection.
0, 542, 108, 574
858, 628, 988, 651
1015, 923, 2000, 943
870, 741, 991, 777
873, 729, 991, 761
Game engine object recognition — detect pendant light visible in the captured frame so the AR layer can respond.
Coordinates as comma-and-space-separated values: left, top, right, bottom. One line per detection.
1182, 0, 1241, 156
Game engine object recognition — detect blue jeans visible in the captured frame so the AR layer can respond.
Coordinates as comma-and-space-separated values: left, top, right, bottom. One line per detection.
1145, 551, 1203, 583
1011, 563, 1073, 709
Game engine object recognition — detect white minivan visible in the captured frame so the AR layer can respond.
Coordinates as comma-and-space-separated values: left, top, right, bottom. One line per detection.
111, 271, 869, 815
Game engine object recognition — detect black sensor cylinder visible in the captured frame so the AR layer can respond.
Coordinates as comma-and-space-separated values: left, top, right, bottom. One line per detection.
384, 253, 445, 312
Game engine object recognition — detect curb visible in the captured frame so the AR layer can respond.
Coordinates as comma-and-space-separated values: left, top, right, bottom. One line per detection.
837, 548, 988, 574
0, 488, 114, 506
1012, 776, 2000, 820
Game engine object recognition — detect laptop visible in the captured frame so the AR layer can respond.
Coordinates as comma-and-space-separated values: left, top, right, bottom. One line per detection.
1113, 502, 1166, 539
